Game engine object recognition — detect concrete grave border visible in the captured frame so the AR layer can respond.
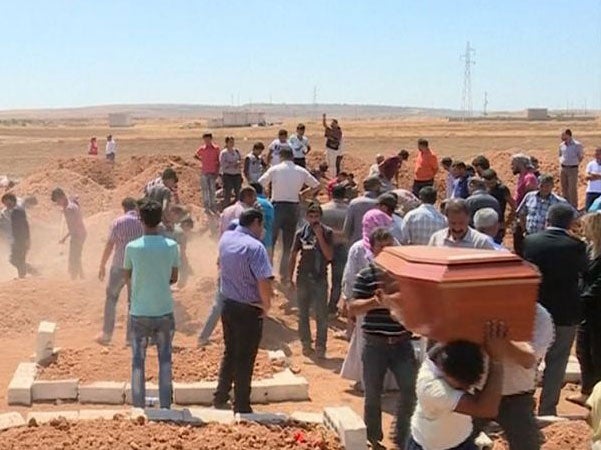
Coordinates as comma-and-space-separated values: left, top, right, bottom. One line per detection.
0, 406, 367, 450
7, 322, 308, 406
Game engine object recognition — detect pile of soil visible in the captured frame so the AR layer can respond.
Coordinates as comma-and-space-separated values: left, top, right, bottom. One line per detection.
0, 416, 342, 450
38, 346, 276, 383
493, 420, 592, 449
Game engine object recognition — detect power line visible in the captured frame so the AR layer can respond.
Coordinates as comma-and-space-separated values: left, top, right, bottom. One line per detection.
461, 41, 475, 118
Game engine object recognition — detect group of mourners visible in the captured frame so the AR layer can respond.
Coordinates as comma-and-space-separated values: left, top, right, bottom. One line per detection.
5, 120, 601, 449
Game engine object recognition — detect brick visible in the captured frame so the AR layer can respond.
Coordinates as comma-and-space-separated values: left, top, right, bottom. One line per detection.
7, 362, 38, 406
290, 411, 323, 424
0, 412, 25, 431
26, 410, 79, 425
32, 379, 79, 401
78, 409, 130, 421
124, 382, 159, 405
324, 406, 367, 450
173, 382, 216, 405
236, 412, 289, 424
36, 321, 57, 364
79, 382, 125, 405
187, 407, 234, 424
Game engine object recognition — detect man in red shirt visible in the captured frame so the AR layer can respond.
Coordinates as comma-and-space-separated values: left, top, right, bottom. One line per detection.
194, 132, 220, 215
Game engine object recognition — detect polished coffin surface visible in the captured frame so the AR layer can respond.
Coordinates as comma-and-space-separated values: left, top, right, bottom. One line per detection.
374, 246, 541, 343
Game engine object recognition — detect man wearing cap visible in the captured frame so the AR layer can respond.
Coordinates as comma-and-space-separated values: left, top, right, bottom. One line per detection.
344, 176, 382, 244
194, 132, 220, 215
289, 124, 311, 168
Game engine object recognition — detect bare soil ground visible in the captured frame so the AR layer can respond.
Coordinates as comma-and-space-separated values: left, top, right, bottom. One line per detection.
0, 117, 598, 448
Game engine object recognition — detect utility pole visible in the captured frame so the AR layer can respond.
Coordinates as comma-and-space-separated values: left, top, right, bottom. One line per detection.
483, 91, 488, 116
461, 41, 476, 118
312, 85, 318, 109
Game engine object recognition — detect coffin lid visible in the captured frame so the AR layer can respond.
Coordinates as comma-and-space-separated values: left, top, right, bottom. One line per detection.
375, 245, 540, 283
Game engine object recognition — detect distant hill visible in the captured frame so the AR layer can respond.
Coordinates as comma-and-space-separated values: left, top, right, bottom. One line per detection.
0, 103, 466, 121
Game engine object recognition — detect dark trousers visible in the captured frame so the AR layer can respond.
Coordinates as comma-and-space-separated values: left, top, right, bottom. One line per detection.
272, 202, 299, 280
362, 334, 417, 448
69, 236, 85, 279
586, 192, 601, 211
293, 158, 306, 168
412, 179, 434, 197
497, 393, 541, 450
408, 437, 477, 450
539, 325, 577, 415
222, 173, 243, 208
214, 300, 263, 413
513, 224, 525, 257
335, 155, 343, 176
9, 241, 28, 278
297, 276, 328, 350
576, 316, 601, 395
328, 244, 348, 312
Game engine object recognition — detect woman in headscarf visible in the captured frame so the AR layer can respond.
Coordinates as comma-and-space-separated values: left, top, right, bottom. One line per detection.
340, 209, 398, 388
568, 212, 601, 406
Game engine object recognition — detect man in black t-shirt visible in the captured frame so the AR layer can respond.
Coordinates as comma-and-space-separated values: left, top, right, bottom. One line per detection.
481, 169, 516, 243
289, 203, 334, 359
348, 228, 417, 450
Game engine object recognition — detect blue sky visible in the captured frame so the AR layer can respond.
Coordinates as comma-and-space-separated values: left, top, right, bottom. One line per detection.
1, 0, 599, 111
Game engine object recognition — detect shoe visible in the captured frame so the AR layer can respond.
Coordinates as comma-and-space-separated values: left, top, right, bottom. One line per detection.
302, 345, 314, 356
315, 348, 326, 360
95, 333, 111, 346
212, 399, 232, 410
368, 441, 386, 450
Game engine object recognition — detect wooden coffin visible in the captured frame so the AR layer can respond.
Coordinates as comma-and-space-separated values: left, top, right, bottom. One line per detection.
374, 245, 540, 343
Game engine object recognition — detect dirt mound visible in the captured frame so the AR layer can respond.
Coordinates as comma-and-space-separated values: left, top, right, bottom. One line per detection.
0, 417, 342, 450
38, 345, 275, 383
493, 420, 592, 449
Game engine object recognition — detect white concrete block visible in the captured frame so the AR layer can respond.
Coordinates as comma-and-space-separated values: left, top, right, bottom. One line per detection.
26, 410, 79, 425
565, 360, 581, 384
124, 382, 159, 405
0, 412, 25, 431
290, 411, 323, 424
145, 408, 186, 423
249, 379, 270, 404
78, 409, 130, 421
536, 415, 569, 428
187, 407, 235, 424
7, 362, 38, 406
267, 350, 288, 365
324, 406, 367, 450
173, 382, 216, 405
236, 412, 289, 424
36, 321, 57, 363
475, 432, 493, 450
265, 369, 309, 402
79, 382, 125, 404
32, 379, 79, 401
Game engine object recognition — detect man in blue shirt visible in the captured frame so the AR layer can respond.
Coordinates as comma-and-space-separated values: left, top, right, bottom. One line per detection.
250, 182, 275, 262
451, 161, 470, 199
213, 208, 273, 413
124, 200, 180, 409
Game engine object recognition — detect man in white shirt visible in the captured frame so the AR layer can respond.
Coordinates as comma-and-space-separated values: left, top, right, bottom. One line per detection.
288, 123, 311, 168
259, 148, 319, 284
558, 128, 584, 208
106, 134, 117, 162
586, 147, 601, 211
369, 154, 385, 177
409, 322, 508, 450
267, 129, 293, 167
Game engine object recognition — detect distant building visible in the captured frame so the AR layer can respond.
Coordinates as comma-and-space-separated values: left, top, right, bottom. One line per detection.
108, 113, 132, 127
208, 111, 266, 128
526, 108, 548, 121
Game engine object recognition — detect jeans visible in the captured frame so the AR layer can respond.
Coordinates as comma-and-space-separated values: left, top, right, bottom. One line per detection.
214, 300, 263, 413
539, 324, 577, 415
328, 244, 348, 312
69, 236, 85, 279
362, 334, 417, 448
576, 316, 601, 395
201, 173, 218, 212
412, 179, 434, 197
586, 192, 601, 211
198, 288, 225, 343
297, 276, 328, 350
130, 313, 175, 409
102, 266, 130, 341
496, 393, 541, 450
9, 241, 28, 278
408, 437, 477, 450
272, 202, 299, 280
222, 173, 242, 208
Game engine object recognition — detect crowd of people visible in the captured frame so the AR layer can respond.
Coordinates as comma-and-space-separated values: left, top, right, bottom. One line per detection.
5, 120, 601, 449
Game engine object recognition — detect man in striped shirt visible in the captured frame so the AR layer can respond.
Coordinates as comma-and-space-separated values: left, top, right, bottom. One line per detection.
348, 228, 417, 450
96, 197, 144, 345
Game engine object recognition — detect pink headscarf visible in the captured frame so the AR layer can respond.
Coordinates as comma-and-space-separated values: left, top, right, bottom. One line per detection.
362, 209, 393, 253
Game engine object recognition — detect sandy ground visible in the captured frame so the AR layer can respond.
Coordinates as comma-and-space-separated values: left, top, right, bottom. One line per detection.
0, 117, 598, 448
